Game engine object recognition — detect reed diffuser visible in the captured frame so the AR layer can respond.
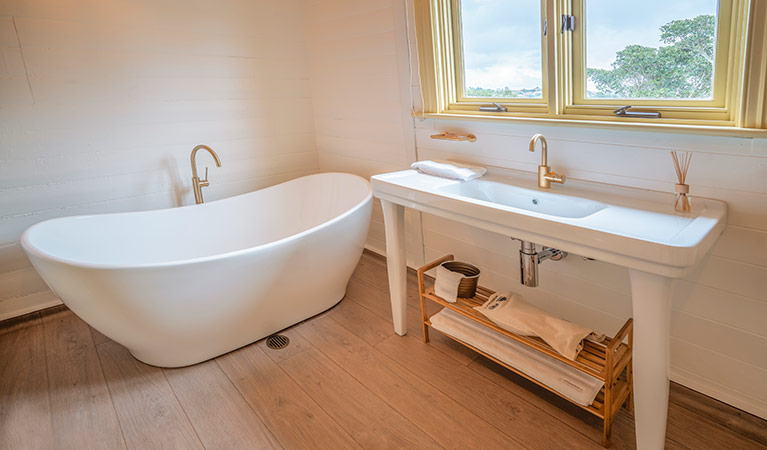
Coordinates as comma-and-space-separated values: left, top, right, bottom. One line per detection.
670, 151, 693, 212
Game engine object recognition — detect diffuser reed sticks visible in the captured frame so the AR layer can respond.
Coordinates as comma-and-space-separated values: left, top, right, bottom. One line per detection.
670, 151, 693, 212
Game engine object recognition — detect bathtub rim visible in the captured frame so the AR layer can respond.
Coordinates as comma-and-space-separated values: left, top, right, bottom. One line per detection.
21, 172, 372, 270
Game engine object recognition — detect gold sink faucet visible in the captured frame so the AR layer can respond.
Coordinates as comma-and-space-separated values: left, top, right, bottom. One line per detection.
190, 144, 222, 204
529, 134, 565, 189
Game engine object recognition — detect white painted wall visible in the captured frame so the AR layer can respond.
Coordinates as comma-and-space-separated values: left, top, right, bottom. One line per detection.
304, 0, 767, 418
0, 0, 319, 318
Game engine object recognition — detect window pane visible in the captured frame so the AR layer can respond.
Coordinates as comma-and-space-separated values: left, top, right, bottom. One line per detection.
460, 0, 543, 99
585, 0, 718, 100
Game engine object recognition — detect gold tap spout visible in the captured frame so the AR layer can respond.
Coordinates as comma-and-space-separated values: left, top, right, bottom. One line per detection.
191, 145, 222, 204
529, 133, 548, 166
529, 134, 565, 189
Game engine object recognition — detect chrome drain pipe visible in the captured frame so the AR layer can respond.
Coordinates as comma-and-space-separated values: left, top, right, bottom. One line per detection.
517, 240, 567, 287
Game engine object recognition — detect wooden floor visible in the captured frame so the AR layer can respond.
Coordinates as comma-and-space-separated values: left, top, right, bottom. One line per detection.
1, 250, 765, 450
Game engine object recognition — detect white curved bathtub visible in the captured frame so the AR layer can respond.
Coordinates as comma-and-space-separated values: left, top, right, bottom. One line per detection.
22, 173, 372, 367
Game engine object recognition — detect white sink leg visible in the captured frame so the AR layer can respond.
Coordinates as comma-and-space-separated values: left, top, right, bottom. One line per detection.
629, 269, 673, 450
381, 199, 408, 336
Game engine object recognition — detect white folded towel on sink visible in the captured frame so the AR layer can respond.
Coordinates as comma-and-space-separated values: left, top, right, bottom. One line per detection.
475, 292, 606, 361
410, 160, 486, 181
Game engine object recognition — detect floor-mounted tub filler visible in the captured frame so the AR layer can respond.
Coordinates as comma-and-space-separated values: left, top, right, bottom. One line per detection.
22, 173, 372, 367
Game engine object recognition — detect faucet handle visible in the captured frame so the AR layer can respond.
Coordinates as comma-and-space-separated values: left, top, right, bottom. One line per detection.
544, 171, 566, 184
199, 167, 210, 187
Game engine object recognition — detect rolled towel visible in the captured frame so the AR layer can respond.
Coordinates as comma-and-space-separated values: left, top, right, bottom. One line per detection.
410, 160, 486, 181
435, 265, 464, 303
475, 292, 605, 361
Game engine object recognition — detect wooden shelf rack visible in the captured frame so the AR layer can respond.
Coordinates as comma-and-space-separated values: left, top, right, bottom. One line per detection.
417, 255, 634, 448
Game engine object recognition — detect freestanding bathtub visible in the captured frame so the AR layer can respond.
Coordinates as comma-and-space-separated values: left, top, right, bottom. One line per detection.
22, 172, 372, 367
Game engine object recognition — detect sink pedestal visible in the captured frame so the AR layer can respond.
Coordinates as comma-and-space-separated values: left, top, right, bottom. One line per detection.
629, 269, 672, 450
382, 200, 408, 336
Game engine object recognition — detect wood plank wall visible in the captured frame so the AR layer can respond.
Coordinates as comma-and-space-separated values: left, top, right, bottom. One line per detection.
0, 0, 320, 318
304, 0, 767, 418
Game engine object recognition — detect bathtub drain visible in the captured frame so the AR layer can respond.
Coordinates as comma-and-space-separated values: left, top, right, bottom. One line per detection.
266, 334, 290, 350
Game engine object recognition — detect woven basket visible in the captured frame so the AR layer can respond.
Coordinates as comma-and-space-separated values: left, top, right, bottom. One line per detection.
440, 261, 480, 298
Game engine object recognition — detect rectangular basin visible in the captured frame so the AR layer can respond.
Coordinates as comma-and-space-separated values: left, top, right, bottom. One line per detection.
439, 179, 607, 219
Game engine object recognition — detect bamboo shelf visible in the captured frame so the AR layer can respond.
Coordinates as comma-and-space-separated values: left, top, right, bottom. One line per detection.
417, 255, 634, 448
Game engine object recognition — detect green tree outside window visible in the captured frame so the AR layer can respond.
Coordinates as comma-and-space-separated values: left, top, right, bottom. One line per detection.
587, 15, 716, 99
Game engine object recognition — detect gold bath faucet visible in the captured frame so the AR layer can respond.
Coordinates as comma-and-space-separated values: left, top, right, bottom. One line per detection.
190, 144, 222, 204
529, 134, 565, 189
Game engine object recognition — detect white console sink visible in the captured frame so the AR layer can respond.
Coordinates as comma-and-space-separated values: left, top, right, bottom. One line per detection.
371, 168, 727, 450
372, 169, 726, 277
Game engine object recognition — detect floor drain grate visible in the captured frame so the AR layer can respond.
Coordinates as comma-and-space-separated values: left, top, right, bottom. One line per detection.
266, 334, 290, 350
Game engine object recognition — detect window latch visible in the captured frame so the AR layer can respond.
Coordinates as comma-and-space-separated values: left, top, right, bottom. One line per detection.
613, 105, 661, 118
479, 103, 507, 113
561, 14, 575, 33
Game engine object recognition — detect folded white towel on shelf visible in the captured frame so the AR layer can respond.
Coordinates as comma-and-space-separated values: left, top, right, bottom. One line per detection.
475, 292, 605, 361
434, 265, 463, 303
410, 160, 486, 181
430, 308, 604, 407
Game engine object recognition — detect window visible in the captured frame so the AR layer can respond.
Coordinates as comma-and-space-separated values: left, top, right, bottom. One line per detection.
458, 0, 544, 101
415, 0, 767, 131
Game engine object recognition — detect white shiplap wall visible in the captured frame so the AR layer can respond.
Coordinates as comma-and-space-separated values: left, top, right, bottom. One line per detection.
304, 0, 767, 418
0, 0, 319, 319
304, 0, 423, 266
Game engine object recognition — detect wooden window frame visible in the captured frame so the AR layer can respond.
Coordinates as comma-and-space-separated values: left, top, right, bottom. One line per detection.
414, 0, 767, 135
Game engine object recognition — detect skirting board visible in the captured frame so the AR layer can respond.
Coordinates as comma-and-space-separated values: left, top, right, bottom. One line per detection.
364, 241, 387, 259
364, 242, 422, 270
0, 290, 62, 322
670, 367, 766, 420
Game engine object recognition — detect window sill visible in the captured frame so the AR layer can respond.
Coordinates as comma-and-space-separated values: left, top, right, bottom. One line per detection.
417, 112, 767, 138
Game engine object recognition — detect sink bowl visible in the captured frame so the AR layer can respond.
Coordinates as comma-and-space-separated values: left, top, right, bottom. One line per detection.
439, 179, 607, 219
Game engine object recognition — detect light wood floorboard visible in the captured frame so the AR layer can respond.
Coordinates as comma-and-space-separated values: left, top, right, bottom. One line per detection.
96, 340, 204, 450
375, 332, 602, 450
325, 295, 396, 346
278, 346, 444, 450
345, 274, 479, 366
467, 353, 649, 450
41, 307, 126, 450
296, 314, 526, 450
0, 250, 764, 450
216, 342, 363, 450
163, 360, 283, 450
0, 325, 55, 450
